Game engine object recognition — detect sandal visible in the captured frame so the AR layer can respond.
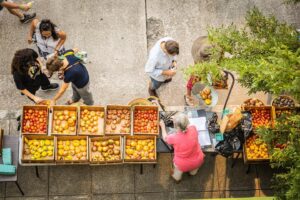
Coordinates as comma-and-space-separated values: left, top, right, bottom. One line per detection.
184, 95, 194, 106
65, 100, 74, 105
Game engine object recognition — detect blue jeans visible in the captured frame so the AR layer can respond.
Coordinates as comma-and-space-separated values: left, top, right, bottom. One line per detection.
150, 77, 164, 90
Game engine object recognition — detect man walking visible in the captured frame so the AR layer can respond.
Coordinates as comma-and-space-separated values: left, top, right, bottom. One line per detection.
145, 37, 179, 97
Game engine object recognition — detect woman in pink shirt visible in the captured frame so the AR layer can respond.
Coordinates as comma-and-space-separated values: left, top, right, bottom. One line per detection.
160, 113, 205, 182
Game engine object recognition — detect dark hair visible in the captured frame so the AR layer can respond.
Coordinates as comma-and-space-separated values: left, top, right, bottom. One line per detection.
39, 19, 59, 40
46, 56, 63, 76
11, 48, 39, 75
165, 40, 179, 55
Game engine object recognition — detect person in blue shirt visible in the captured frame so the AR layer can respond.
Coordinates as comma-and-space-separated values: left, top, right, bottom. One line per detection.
46, 48, 94, 105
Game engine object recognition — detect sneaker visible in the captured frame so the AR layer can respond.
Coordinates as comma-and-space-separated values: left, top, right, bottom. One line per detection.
41, 83, 59, 91
20, 13, 36, 24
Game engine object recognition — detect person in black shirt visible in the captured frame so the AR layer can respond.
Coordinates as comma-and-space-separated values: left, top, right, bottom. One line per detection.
46, 49, 94, 105
11, 48, 59, 103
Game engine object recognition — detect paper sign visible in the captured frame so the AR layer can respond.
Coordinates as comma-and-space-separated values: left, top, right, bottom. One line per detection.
198, 130, 211, 146
189, 117, 207, 131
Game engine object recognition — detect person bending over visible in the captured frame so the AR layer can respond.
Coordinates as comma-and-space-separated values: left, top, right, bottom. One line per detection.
11, 48, 59, 103
160, 113, 205, 182
46, 49, 94, 105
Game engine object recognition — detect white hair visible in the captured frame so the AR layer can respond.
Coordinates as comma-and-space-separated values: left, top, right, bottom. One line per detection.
174, 113, 190, 132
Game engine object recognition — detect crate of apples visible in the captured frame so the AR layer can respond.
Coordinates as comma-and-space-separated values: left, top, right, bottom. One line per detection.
133, 106, 159, 135
244, 107, 273, 128
56, 136, 88, 162
105, 105, 131, 135
22, 106, 48, 135
89, 136, 122, 164
51, 106, 77, 135
22, 135, 54, 163
79, 106, 105, 136
124, 136, 156, 162
244, 134, 269, 161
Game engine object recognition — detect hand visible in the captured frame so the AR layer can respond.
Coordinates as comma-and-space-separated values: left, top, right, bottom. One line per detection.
27, 36, 33, 44
33, 96, 43, 104
159, 120, 166, 128
168, 70, 176, 76
54, 50, 58, 56
50, 99, 56, 106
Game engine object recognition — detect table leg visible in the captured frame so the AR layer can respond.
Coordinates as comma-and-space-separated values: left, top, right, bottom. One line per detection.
246, 164, 251, 174
231, 152, 241, 168
15, 181, 24, 195
140, 164, 143, 174
153, 164, 156, 168
35, 166, 40, 178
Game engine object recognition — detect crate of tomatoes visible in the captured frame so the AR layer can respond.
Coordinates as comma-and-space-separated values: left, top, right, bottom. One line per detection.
105, 105, 131, 135
133, 105, 159, 135
21, 105, 49, 135
78, 106, 105, 136
242, 106, 275, 129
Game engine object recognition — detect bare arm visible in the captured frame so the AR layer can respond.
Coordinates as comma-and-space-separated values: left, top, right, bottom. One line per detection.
55, 31, 67, 52
51, 82, 69, 103
1, 1, 30, 11
21, 89, 43, 103
160, 120, 168, 142
162, 69, 176, 76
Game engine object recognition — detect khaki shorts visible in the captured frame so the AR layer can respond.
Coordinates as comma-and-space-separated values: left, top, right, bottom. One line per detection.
172, 164, 199, 181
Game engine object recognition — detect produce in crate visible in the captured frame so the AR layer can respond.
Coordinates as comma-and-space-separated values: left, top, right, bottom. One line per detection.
245, 135, 269, 159
125, 138, 155, 160
90, 138, 121, 162
22, 109, 47, 134
242, 98, 264, 107
57, 139, 87, 161
272, 96, 295, 107
52, 110, 77, 134
275, 109, 293, 117
23, 137, 54, 160
134, 109, 158, 134
250, 109, 271, 128
80, 109, 104, 135
105, 108, 130, 134
199, 87, 212, 105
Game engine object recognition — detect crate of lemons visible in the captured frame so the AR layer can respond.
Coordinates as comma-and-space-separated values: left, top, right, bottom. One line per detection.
22, 136, 55, 163
245, 135, 269, 161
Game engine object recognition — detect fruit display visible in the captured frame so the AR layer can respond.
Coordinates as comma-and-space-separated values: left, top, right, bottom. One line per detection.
242, 98, 264, 107
52, 107, 77, 135
105, 106, 131, 134
245, 135, 269, 160
22, 136, 54, 162
90, 137, 122, 163
275, 108, 293, 118
124, 136, 156, 161
56, 137, 88, 162
22, 106, 48, 134
248, 108, 272, 128
272, 96, 295, 107
79, 107, 105, 135
37, 100, 51, 107
199, 87, 212, 105
133, 106, 159, 135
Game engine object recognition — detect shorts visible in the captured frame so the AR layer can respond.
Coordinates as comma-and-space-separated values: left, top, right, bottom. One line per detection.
150, 77, 164, 90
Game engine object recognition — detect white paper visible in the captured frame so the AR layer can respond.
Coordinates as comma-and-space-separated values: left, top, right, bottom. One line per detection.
198, 130, 211, 146
189, 117, 207, 131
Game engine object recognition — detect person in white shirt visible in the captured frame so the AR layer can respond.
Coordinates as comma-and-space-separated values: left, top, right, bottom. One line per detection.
145, 37, 179, 97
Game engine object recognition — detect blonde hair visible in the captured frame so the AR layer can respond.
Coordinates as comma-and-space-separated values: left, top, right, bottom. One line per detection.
46, 56, 63, 75
174, 113, 189, 133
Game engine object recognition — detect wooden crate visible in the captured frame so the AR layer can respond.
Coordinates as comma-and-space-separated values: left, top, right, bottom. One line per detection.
21, 135, 55, 163
123, 135, 157, 163
50, 106, 78, 136
105, 105, 131, 135
242, 106, 275, 130
273, 107, 297, 119
89, 136, 123, 164
78, 106, 105, 136
243, 140, 270, 164
21, 105, 49, 135
55, 136, 88, 164
132, 105, 159, 135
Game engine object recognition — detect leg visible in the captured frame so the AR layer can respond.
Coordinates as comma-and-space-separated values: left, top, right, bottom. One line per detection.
7, 7, 23, 19
246, 164, 251, 174
189, 167, 200, 176
140, 164, 143, 174
75, 82, 94, 105
231, 152, 241, 168
35, 166, 40, 178
71, 83, 81, 103
15, 181, 24, 195
171, 164, 183, 182
39, 74, 51, 88
148, 78, 163, 97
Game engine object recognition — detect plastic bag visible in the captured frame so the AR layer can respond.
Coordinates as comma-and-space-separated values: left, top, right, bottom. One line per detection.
208, 113, 220, 134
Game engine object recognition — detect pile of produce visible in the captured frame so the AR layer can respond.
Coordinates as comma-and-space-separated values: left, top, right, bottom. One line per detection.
57, 139, 87, 161
52, 110, 77, 134
275, 109, 293, 118
250, 109, 271, 128
199, 87, 212, 105
272, 96, 295, 107
90, 138, 121, 162
245, 135, 269, 160
80, 109, 104, 135
105, 108, 131, 134
22, 109, 47, 134
133, 109, 158, 134
242, 98, 264, 107
125, 138, 156, 160
23, 137, 54, 160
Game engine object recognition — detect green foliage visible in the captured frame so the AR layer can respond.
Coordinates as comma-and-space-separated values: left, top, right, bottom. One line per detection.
256, 114, 300, 200
184, 7, 300, 101
284, 0, 300, 4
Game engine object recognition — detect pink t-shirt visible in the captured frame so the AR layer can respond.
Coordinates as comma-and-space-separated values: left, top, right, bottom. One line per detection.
166, 125, 205, 172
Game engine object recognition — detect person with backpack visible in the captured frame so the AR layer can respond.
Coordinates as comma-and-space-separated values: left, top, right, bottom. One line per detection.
11, 48, 59, 103
27, 19, 66, 60
0, 0, 35, 23
46, 49, 94, 105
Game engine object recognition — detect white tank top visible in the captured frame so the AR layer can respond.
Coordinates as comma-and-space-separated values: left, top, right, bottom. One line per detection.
35, 22, 63, 54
